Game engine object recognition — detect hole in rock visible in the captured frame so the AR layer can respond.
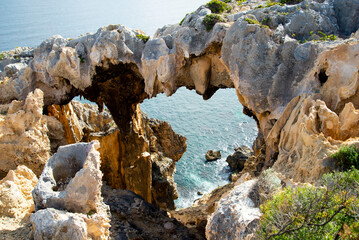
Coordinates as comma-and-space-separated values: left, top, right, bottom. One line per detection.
317, 68, 328, 86
141, 87, 257, 208
52, 157, 83, 191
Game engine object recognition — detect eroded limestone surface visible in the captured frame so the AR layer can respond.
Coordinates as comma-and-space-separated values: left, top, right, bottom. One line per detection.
31, 140, 110, 240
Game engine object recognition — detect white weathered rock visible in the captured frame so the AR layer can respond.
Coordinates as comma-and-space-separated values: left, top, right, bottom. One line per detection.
31, 208, 88, 240
33, 141, 103, 213
206, 179, 261, 240
31, 140, 110, 239
0, 165, 38, 219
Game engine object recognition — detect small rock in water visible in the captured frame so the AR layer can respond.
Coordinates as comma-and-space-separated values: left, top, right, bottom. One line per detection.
206, 150, 221, 161
197, 191, 203, 195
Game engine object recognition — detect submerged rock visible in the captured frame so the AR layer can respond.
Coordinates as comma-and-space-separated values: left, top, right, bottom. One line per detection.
205, 150, 221, 161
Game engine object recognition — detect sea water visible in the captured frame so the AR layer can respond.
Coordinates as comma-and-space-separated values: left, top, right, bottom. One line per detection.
141, 88, 257, 208
0, 0, 257, 208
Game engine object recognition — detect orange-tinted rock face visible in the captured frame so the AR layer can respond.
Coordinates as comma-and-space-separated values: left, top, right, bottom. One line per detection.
47, 99, 186, 209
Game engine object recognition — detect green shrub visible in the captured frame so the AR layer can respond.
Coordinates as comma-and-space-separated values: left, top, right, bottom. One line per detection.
203, 14, 224, 31
245, 18, 269, 28
257, 169, 359, 240
223, 0, 231, 2
206, 0, 232, 14
0, 53, 4, 61
331, 145, 359, 170
136, 34, 150, 43
179, 13, 189, 25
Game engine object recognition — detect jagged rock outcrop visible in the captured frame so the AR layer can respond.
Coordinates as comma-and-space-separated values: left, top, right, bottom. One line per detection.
206, 179, 261, 240
0, 165, 38, 219
31, 140, 110, 240
47, 99, 186, 210
267, 94, 359, 182
226, 146, 253, 173
102, 185, 203, 240
0, 89, 51, 177
142, 115, 187, 210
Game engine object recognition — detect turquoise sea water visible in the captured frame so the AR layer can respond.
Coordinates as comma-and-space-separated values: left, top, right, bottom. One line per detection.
141, 88, 257, 208
1, 0, 257, 208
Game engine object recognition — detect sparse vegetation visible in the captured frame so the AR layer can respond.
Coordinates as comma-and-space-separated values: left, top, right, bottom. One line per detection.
318, 31, 337, 41
245, 18, 269, 28
203, 14, 224, 31
78, 55, 85, 63
257, 168, 359, 240
206, 0, 232, 14
179, 13, 189, 25
0, 53, 4, 61
136, 34, 150, 43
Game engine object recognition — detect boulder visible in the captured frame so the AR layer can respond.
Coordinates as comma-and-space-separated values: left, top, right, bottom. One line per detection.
0, 165, 38, 219
206, 179, 261, 240
31, 140, 110, 239
226, 146, 254, 173
205, 150, 221, 161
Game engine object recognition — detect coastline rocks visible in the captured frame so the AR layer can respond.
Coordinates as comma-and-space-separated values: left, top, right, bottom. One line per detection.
0, 165, 38, 219
226, 146, 253, 173
205, 150, 221, 161
0, 89, 51, 177
206, 179, 261, 240
31, 140, 110, 240
102, 186, 202, 240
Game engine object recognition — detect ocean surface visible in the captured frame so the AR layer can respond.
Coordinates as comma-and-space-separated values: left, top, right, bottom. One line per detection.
0, 0, 257, 208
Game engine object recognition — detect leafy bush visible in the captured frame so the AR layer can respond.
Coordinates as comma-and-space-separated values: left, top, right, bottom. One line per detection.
331, 145, 359, 170
203, 14, 224, 31
136, 34, 150, 43
257, 168, 359, 240
0, 53, 4, 61
206, 0, 232, 14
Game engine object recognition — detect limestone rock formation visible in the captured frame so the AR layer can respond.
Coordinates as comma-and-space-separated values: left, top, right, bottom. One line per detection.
0, 165, 38, 219
0, 89, 51, 177
267, 94, 359, 182
206, 179, 261, 240
31, 140, 110, 240
31, 208, 109, 240
0, 0, 358, 188
226, 146, 254, 173
142, 114, 187, 210
102, 185, 202, 240
48, 99, 186, 210
205, 150, 221, 161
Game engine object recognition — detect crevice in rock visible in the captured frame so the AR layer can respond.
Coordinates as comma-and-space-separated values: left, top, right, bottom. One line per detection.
317, 68, 328, 86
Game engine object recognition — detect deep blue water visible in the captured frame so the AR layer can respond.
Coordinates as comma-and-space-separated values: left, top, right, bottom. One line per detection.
1, 0, 257, 208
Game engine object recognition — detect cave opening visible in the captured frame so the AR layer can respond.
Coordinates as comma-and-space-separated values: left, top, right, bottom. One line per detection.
141, 87, 257, 208
317, 68, 328, 86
